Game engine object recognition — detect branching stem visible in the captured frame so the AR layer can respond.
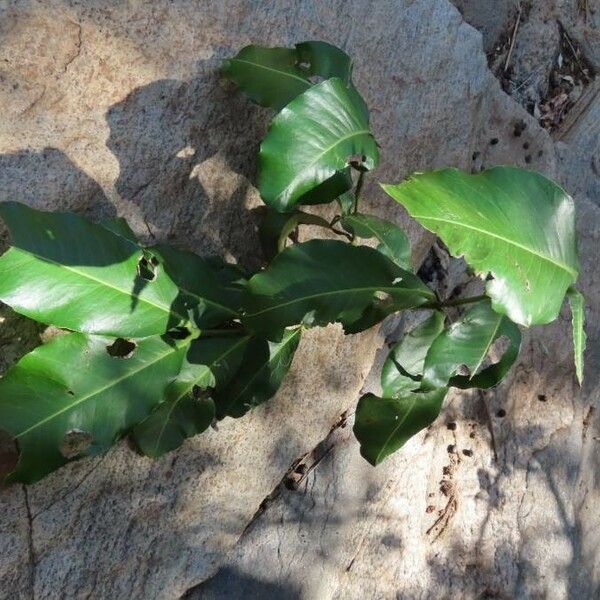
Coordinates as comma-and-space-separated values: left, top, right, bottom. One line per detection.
420, 294, 488, 310
353, 170, 365, 214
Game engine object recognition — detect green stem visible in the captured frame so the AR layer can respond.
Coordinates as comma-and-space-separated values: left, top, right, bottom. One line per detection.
201, 327, 247, 337
353, 170, 365, 214
420, 294, 488, 310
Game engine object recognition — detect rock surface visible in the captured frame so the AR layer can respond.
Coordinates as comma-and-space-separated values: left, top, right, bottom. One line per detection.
0, 1, 596, 599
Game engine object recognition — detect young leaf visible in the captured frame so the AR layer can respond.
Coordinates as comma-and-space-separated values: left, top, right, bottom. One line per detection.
341, 213, 413, 270
222, 41, 357, 110
567, 286, 586, 384
0, 333, 186, 483
381, 311, 445, 397
222, 46, 311, 109
295, 40, 353, 84
151, 245, 246, 328
382, 167, 579, 327
0, 203, 183, 337
213, 328, 301, 418
353, 388, 448, 465
421, 300, 521, 391
259, 209, 331, 260
259, 78, 379, 212
242, 240, 435, 340
132, 336, 249, 457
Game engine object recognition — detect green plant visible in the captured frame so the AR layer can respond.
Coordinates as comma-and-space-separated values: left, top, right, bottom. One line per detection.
0, 41, 585, 483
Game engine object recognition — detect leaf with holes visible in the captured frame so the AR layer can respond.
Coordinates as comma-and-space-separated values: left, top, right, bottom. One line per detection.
259, 78, 378, 212
214, 328, 301, 418
382, 167, 579, 326
0, 203, 183, 337
152, 245, 246, 328
0, 333, 186, 483
133, 335, 249, 457
242, 240, 435, 340
354, 388, 448, 465
341, 213, 413, 270
421, 300, 521, 391
381, 311, 445, 397
567, 286, 586, 384
222, 41, 358, 110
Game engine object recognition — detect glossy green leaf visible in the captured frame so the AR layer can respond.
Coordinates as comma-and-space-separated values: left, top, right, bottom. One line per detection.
382, 167, 579, 326
341, 213, 412, 269
0, 333, 186, 483
133, 335, 249, 457
381, 311, 445, 397
152, 245, 246, 328
289, 168, 354, 209
259, 209, 331, 260
100, 216, 139, 243
214, 328, 301, 418
296, 41, 353, 84
567, 286, 586, 384
422, 300, 521, 391
0, 203, 183, 337
259, 78, 379, 212
222, 41, 356, 110
242, 240, 435, 340
354, 388, 448, 465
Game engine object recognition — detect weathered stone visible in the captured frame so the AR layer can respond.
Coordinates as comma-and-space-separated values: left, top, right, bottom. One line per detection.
194, 193, 600, 599
452, 0, 517, 52
0, 1, 589, 599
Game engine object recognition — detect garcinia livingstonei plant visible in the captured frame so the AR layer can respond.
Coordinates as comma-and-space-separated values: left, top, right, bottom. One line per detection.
0, 41, 585, 483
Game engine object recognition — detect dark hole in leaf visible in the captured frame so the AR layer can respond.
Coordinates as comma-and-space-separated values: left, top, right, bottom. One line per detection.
59, 429, 93, 459
462, 449, 473, 457
137, 255, 157, 281
166, 326, 191, 340
106, 338, 137, 359
485, 273, 495, 281
537, 394, 547, 402
347, 154, 368, 171
67, 390, 75, 396
456, 364, 471, 377
496, 409, 507, 418
446, 422, 457, 431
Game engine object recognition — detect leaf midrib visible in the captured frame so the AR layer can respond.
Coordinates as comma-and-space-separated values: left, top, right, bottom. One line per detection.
274, 129, 371, 201
246, 285, 433, 319
228, 329, 300, 408
376, 396, 417, 464
230, 58, 311, 86
470, 314, 503, 377
413, 215, 578, 278
17, 344, 181, 438
13, 248, 186, 323
152, 336, 250, 453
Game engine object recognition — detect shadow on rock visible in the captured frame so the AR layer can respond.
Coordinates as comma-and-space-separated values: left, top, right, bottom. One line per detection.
185, 565, 302, 600
0, 147, 116, 250
105, 61, 269, 271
